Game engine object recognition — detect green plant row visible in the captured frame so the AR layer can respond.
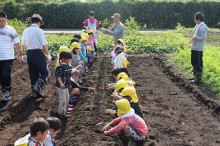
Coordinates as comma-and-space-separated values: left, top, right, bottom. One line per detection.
1, 0, 220, 29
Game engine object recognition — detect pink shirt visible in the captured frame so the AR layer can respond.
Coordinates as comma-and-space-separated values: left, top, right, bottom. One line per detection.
83, 18, 99, 28
106, 114, 148, 136
87, 36, 96, 47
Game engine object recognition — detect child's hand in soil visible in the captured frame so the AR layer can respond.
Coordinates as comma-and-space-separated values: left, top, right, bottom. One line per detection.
88, 87, 95, 91
103, 131, 108, 135
102, 124, 110, 132
60, 83, 65, 89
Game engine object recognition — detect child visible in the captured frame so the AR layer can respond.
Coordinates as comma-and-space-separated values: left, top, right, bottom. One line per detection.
70, 42, 82, 68
110, 39, 126, 61
107, 69, 131, 91
79, 36, 88, 61
87, 46, 94, 68
87, 29, 98, 57
55, 51, 76, 118
44, 117, 62, 146
54, 46, 70, 69
113, 47, 130, 69
117, 72, 135, 86
69, 70, 95, 100
103, 99, 148, 146
120, 87, 144, 118
14, 117, 49, 146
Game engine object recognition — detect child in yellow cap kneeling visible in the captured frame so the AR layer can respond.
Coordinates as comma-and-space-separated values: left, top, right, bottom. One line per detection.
103, 99, 148, 146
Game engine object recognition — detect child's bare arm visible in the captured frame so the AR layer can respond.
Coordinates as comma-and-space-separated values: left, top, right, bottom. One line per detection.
57, 77, 65, 89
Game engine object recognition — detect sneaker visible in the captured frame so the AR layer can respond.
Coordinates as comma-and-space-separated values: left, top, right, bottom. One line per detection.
68, 104, 74, 108
2, 90, 11, 102
66, 108, 73, 112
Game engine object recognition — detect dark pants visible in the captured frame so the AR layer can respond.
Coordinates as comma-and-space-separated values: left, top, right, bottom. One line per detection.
27, 50, 50, 86
191, 50, 203, 78
0, 60, 14, 92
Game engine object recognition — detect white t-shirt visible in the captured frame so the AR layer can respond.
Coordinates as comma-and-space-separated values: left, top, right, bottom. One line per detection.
113, 52, 127, 69
21, 24, 48, 50
0, 25, 20, 60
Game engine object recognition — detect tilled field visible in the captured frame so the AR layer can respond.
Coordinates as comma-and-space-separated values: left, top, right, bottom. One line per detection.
0, 55, 219, 146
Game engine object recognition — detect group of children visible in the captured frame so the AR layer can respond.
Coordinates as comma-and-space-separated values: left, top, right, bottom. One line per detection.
14, 33, 148, 145
102, 40, 148, 146
14, 30, 98, 146
55, 30, 98, 119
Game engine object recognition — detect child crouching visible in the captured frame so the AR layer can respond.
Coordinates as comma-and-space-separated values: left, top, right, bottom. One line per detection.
103, 99, 148, 146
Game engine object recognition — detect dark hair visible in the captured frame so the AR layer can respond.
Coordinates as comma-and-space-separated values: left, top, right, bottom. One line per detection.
73, 34, 82, 40
70, 38, 79, 45
89, 11, 95, 16
31, 17, 41, 24
111, 68, 121, 76
118, 88, 124, 92
194, 12, 204, 22
114, 47, 123, 55
46, 117, 62, 131
30, 117, 49, 137
72, 48, 79, 55
0, 11, 7, 18
111, 68, 130, 78
119, 68, 131, 78
60, 51, 72, 60
116, 40, 123, 45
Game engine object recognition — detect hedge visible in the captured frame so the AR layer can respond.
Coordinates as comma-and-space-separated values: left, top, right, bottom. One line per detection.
0, 0, 219, 29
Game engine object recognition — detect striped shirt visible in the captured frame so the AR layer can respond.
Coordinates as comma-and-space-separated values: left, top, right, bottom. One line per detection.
0, 25, 20, 60
21, 24, 48, 50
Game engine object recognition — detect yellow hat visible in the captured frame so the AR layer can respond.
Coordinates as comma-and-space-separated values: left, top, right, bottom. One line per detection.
117, 72, 130, 81
70, 42, 81, 51
116, 99, 131, 116
120, 87, 138, 103
87, 46, 92, 51
117, 39, 125, 45
81, 33, 89, 40
88, 29, 93, 34
80, 36, 88, 42
114, 79, 129, 92
57, 46, 70, 58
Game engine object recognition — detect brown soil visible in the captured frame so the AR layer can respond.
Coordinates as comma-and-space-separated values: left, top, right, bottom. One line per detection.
0, 55, 219, 145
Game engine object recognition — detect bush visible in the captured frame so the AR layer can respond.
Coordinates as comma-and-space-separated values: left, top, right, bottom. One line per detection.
7, 18, 27, 34
0, 0, 219, 29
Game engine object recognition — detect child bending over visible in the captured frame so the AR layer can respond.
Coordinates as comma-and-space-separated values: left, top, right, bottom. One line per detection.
103, 99, 148, 146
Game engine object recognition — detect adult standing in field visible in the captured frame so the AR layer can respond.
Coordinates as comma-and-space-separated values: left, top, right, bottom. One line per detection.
83, 11, 99, 39
21, 14, 52, 98
0, 11, 21, 102
190, 12, 208, 84
100, 13, 125, 45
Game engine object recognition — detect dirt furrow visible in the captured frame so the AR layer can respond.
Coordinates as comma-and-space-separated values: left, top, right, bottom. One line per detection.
128, 55, 220, 145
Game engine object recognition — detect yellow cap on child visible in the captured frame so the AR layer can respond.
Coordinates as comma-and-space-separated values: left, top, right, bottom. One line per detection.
117, 72, 130, 81
114, 79, 129, 92
116, 99, 131, 116
120, 87, 138, 103
70, 42, 81, 51
87, 46, 92, 51
81, 33, 89, 40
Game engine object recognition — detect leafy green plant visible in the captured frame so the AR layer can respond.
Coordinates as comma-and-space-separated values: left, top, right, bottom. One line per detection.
7, 18, 27, 34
